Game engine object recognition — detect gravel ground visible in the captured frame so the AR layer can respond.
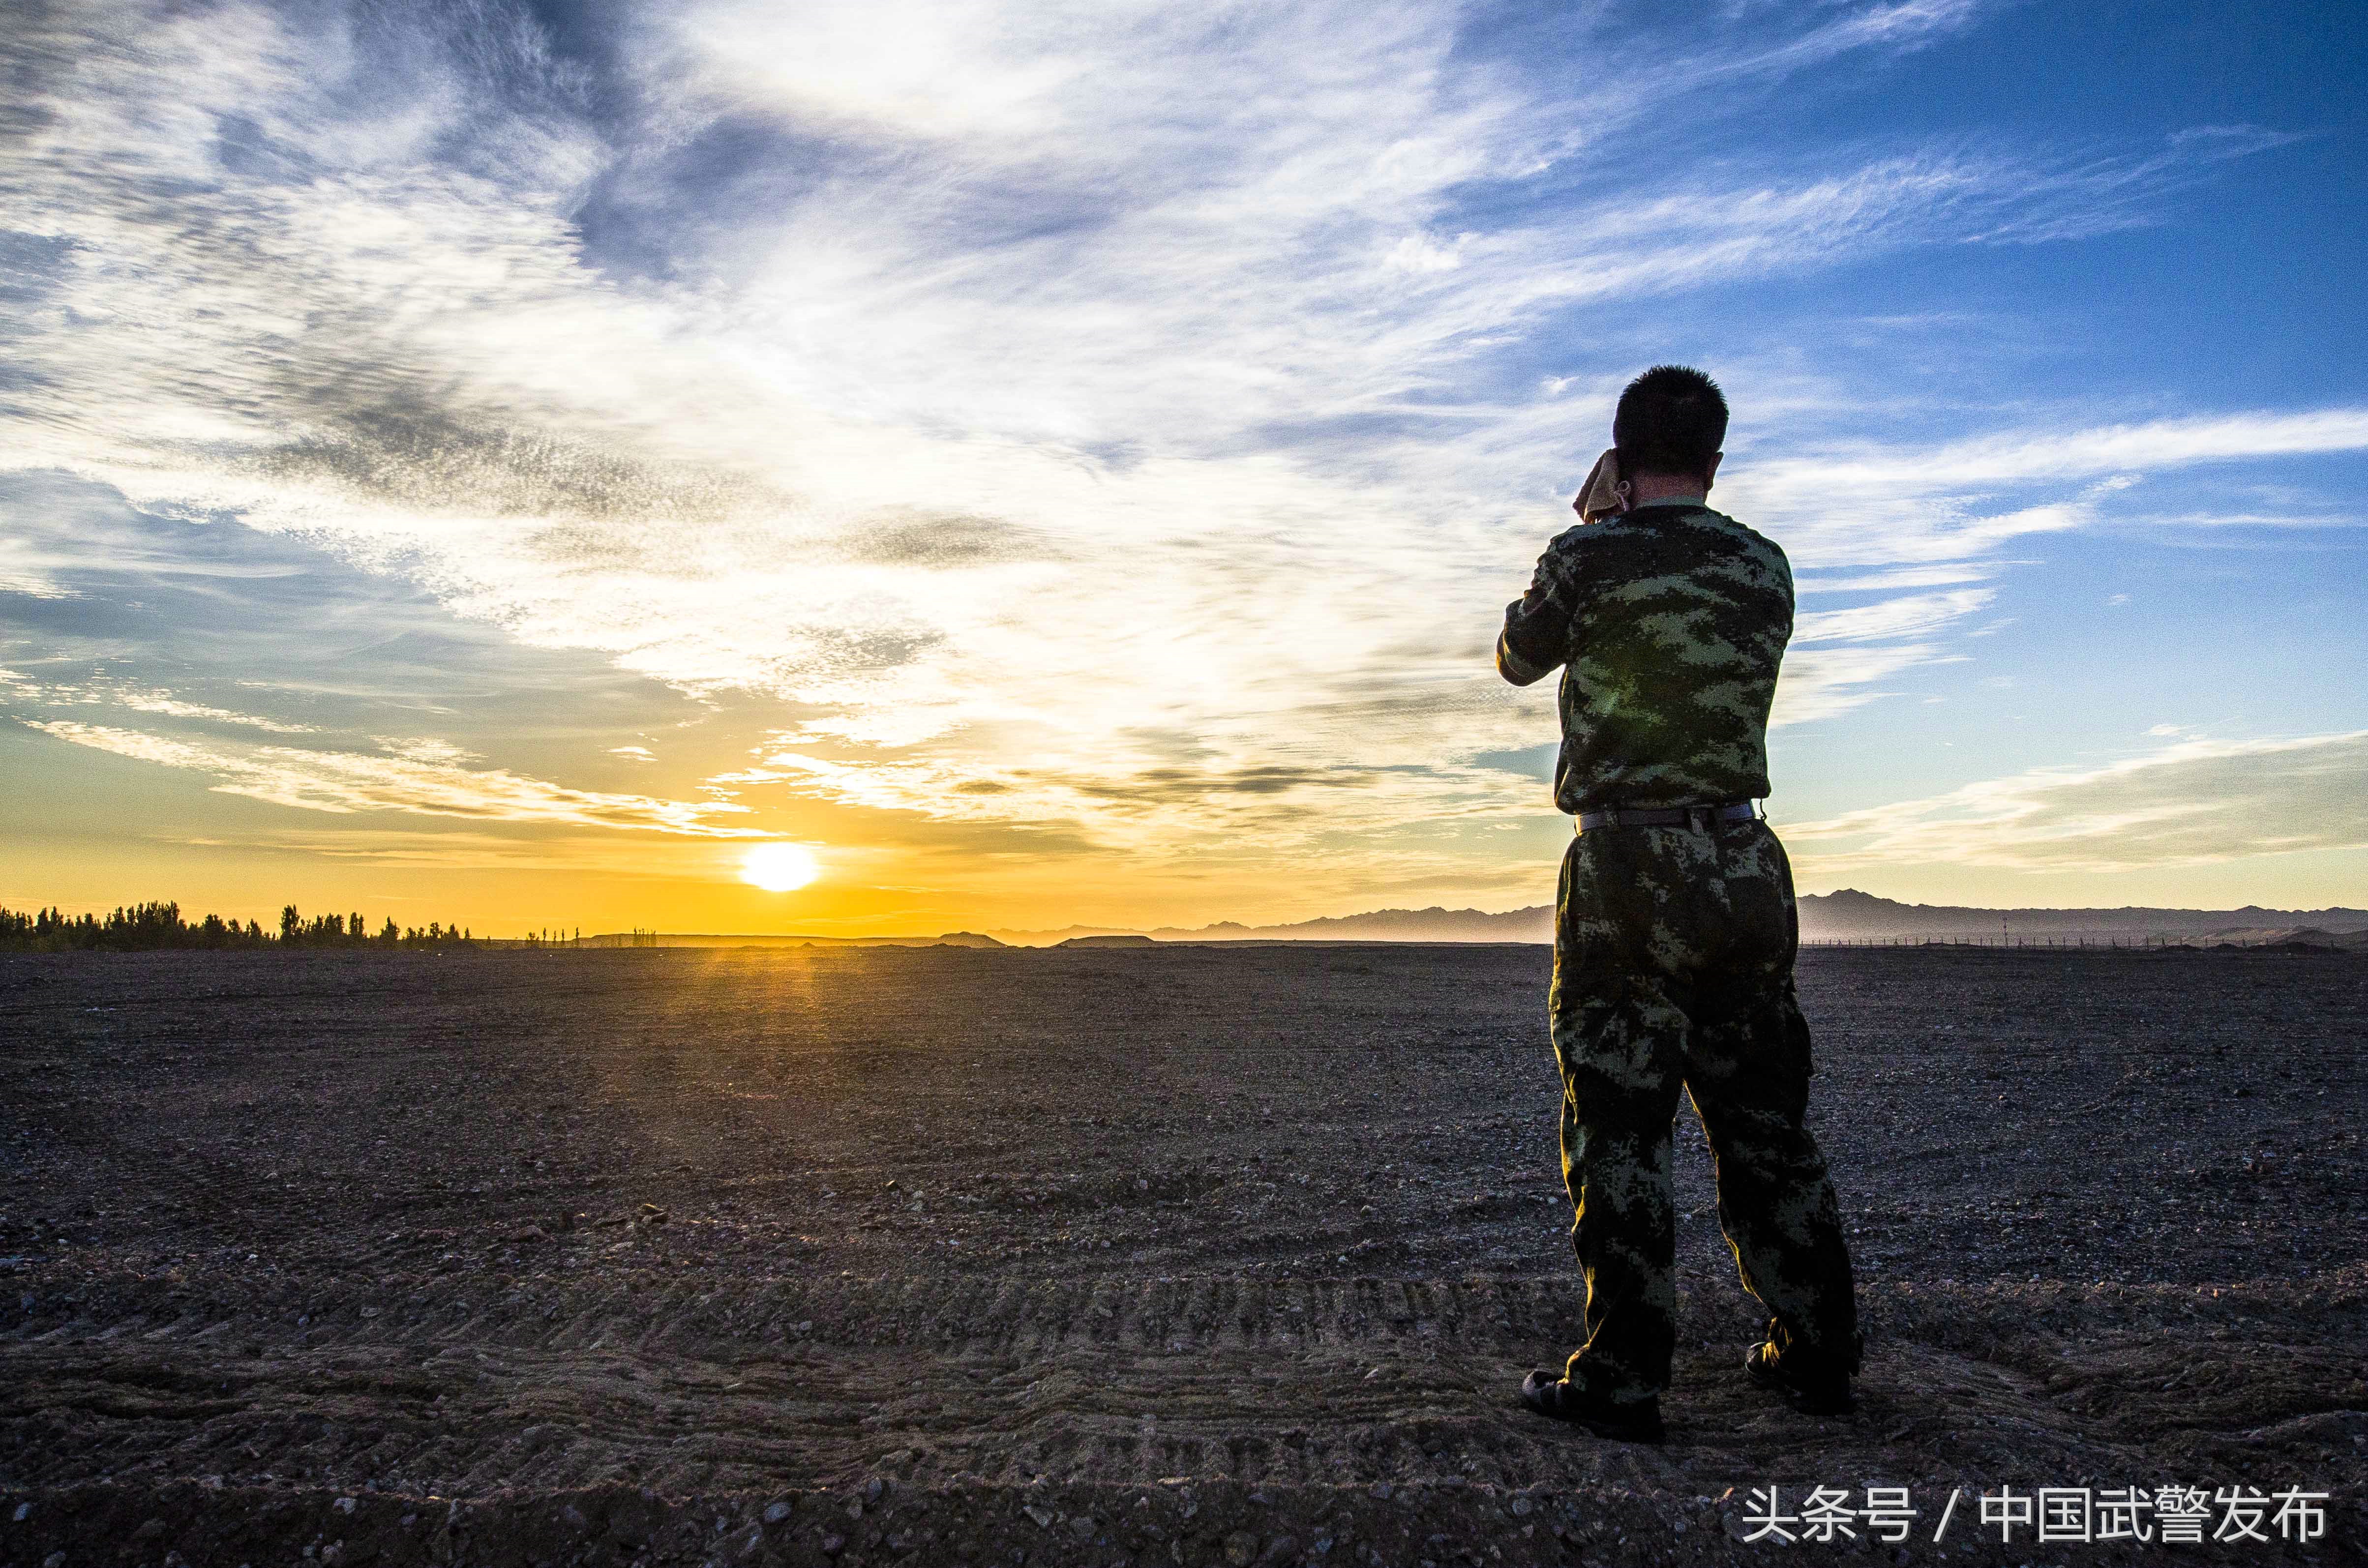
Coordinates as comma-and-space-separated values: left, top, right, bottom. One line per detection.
0, 944, 2361, 1566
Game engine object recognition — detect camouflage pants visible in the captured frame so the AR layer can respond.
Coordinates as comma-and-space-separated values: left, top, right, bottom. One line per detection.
1549, 815, 1858, 1407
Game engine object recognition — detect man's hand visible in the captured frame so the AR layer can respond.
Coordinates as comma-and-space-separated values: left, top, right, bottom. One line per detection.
1497, 586, 1563, 686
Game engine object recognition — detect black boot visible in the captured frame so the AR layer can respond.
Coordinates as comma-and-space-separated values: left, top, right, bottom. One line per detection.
1518, 1369, 1666, 1443
1742, 1341, 1856, 1416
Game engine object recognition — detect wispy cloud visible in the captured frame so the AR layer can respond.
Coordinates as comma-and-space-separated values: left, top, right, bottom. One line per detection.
0, 0, 2349, 897
20, 720, 758, 836
180, 828, 745, 876
1732, 420, 2368, 570
0, 669, 317, 733
1795, 588, 1995, 645
1772, 644, 1953, 729
0, 539, 78, 599
1797, 564, 1999, 593
1782, 731, 2368, 873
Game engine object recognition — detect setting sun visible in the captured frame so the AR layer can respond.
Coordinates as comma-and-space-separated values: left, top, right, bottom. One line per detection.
740, 842, 820, 893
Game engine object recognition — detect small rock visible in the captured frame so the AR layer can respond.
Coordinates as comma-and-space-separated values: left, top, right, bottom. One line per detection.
1067, 1515, 1097, 1540
864, 1477, 884, 1504
11, 1503, 28, 1522
1023, 1506, 1054, 1528
1260, 1535, 1298, 1564
1369, 1481, 1393, 1501
763, 1501, 792, 1526
333, 1497, 358, 1514
1222, 1530, 1259, 1567
42, 1554, 65, 1568
819, 1534, 845, 1557
132, 1519, 168, 1541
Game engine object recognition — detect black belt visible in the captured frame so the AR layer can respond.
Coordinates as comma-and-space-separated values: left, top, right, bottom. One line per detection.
1576, 801, 1760, 832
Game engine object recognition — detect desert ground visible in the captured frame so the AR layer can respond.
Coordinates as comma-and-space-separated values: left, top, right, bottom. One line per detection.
1, 944, 2361, 1567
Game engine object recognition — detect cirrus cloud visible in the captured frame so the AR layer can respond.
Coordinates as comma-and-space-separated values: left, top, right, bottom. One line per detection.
1782, 731, 2368, 874
20, 719, 758, 836
1, 0, 2357, 912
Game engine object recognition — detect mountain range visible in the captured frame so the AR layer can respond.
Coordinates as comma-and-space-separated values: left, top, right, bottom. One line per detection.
584, 891, 2368, 949
982, 890, 2368, 947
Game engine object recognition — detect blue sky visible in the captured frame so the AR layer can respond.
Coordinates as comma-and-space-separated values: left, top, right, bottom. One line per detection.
2, 0, 2364, 933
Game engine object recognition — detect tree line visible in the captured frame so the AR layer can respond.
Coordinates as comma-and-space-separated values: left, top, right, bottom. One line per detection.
0, 902, 475, 952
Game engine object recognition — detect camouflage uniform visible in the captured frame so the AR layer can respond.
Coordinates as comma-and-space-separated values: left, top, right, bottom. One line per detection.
1498, 500, 1858, 1411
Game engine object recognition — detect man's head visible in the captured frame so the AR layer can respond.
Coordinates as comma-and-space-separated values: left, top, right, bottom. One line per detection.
1612, 364, 1727, 488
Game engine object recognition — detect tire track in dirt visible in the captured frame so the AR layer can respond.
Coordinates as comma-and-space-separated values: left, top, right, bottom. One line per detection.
4, 947, 2363, 1563
8, 1268, 2361, 1507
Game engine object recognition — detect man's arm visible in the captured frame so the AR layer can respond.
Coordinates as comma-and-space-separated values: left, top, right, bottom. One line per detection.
1496, 546, 1578, 686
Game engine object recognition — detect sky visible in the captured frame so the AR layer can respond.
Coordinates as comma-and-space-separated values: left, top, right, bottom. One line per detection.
2, 0, 2365, 939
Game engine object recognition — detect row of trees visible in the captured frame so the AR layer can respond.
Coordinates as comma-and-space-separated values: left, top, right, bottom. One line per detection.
0, 902, 475, 953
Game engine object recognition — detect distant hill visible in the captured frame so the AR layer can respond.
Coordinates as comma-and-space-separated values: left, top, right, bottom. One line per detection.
1795, 889, 2368, 944
583, 895, 2367, 950
1157, 906, 1553, 943
2199, 927, 2368, 952
990, 907, 1554, 945
987, 892, 2368, 947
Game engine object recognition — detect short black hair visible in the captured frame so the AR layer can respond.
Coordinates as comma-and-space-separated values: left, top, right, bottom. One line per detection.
1612, 364, 1728, 481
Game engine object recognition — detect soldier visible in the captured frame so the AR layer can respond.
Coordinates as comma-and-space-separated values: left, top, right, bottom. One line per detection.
1496, 365, 1859, 1444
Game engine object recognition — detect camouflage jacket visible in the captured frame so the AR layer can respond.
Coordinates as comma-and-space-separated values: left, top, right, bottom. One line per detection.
1495, 500, 1792, 814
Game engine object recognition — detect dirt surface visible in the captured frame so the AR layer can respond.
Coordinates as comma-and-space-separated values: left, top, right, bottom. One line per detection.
2, 945, 2362, 1566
